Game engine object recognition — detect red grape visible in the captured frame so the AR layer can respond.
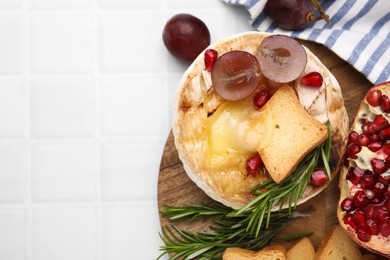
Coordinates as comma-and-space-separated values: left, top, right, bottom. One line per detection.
211, 51, 261, 101
265, 0, 315, 30
265, 0, 330, 31
162, 14, 210, 62
256, 35, 307, 83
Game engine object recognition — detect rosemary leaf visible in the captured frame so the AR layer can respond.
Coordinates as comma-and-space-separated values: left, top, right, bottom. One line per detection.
322, 146, 332, 179
158, 211, 291, 259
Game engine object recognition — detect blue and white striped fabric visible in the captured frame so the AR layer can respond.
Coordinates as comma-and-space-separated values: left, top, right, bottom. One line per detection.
222, 0, 390, 85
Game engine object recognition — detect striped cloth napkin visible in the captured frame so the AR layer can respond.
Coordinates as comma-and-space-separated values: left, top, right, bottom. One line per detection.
222, 0, 390, 85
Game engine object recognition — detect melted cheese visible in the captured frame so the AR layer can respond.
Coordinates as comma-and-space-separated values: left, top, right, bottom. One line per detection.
206, 98, 273, 172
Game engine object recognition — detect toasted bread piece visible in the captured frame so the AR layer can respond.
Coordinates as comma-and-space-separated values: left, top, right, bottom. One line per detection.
257, 85, 328, 183
223, 245, 286, 260
287, 237, 315, 260
314, 225, 362, 260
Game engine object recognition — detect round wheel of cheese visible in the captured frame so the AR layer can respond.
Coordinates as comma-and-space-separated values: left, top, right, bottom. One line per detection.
173, 32, 349, 209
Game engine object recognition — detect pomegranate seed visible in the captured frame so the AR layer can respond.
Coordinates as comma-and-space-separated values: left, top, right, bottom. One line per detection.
372, 194, 385, 204
385, 200, 390, 212
368, 142, 382, 152
365, 189, 375, 200
366, 89, 382, 107
341, 198, 355, 212
374, 182, 386, 194
348, 131, 359, 144
344, 214, 358, 231
364, 205, 378, 220
253, 89, 271, 109
353, 209, 368, 227
347, 167, 365, 185
372, 114, 389, 133
367, 219, 379, 235
360, 172, 375, 189
300, 71, 323, 88
376, 207, 389, 221
358, 133, 371, 146
204, 49, 218, 72
361, 122, 372, 134
380, 127, 390, 140
371, 158, 388, 175
380, 220, 390, 237
370, 133, 380, 142
378, 175, 390, 185
382, 143, 390, 155
346, 143, 361, 159
246, 154, 263, 176
353, 190, 370, 208
357, 227, 372, 242
310, 168, 328, 187
380, 95, 390, 113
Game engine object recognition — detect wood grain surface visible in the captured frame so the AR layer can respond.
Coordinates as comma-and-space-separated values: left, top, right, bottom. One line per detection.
158, 40, 374, 253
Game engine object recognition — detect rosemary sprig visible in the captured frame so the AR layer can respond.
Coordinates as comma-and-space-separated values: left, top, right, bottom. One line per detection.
158, 209, 292, 260
159, 123, 332, 259
229, 122, 331, 236
160, 204, 230, 221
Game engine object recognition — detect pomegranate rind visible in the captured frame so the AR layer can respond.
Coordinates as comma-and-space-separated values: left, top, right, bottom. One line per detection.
173, 32, 349, 209
338, 81, 390, 257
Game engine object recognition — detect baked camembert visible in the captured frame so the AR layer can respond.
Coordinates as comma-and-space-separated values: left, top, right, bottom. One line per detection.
173, 32, 349, 209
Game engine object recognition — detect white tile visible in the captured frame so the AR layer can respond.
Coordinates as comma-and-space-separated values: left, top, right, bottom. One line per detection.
0, 15, 23, 74
0, 142, 27, 203
30, 0, 93, 9
31, 143, 98, 201
100, 141, 163, 201
99, 0, 161, 9
100, 76, 165, 136
0, 0, 23, 8
0, 210, 25, 260
30, 77, 96, 138
0, 78, 27, 137
99, 13, 165, 73
32, 208, 97, 260
30, 15, 94, 73
102, 204, 162, 260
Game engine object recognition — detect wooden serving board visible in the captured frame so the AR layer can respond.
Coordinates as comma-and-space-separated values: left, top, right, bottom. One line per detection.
158, 40, 373, 253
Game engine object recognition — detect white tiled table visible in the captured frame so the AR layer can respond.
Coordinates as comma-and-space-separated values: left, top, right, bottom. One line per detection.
0, 0, 254, 259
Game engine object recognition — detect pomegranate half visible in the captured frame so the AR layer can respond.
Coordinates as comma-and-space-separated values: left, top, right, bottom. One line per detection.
338, 81, 390, 257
